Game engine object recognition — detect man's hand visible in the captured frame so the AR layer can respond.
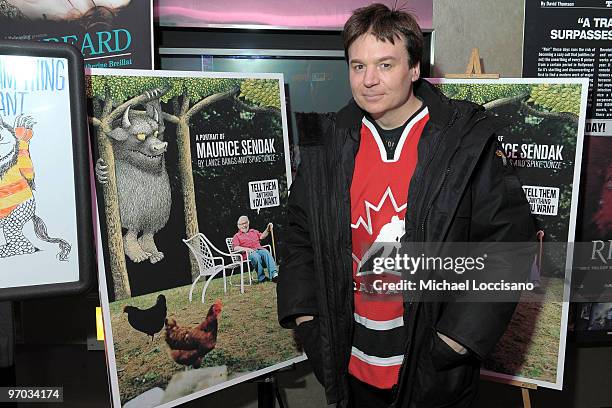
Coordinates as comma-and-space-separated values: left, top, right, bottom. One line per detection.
234, 246, 254, 255
296, 315, 314, 326
437, 332, 467, 355
260, 223, 273, 239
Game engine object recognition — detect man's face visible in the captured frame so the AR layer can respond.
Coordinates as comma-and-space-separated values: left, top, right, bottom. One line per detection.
348, 32, 420, 128
238, 218, 249, 233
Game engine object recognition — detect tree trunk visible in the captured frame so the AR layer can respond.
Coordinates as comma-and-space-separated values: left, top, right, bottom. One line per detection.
176, 118, 199, 280
95, 126, 131, 299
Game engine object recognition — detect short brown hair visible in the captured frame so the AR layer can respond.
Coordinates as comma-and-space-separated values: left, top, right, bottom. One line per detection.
342, 3, 423, 68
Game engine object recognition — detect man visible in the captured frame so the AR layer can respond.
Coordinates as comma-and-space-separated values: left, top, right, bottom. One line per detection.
277, 4, 534, 408
232, 215, 278, 283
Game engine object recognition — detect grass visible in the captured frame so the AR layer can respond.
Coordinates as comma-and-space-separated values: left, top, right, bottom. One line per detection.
482, 276, 564, 384
108, 277, 301, 404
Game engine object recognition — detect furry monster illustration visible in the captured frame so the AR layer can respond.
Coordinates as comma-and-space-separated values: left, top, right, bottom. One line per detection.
96, 100, 171, 264
0, 114, 71, 260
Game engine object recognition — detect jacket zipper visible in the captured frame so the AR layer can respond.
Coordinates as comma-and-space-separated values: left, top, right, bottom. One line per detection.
391, 110, 490, 406
390, 117, 456, 406
419, 167, 451, 240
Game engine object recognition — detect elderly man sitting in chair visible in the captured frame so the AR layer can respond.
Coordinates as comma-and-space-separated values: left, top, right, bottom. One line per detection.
232, 215, 278, 283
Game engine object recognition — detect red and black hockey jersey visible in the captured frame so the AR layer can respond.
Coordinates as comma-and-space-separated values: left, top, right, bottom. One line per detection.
349, 106, 429, 389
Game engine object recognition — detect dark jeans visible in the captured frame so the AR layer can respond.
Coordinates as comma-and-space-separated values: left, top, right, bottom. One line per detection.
347, 375, 395, 408
248, 248, 278, 282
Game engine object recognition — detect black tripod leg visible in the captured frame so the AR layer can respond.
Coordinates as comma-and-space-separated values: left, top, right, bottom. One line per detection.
274, 381, 285, 408
258, 378, 275, 408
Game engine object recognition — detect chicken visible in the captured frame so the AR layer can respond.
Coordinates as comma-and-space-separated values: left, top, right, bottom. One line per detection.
123, 294, 167, 341
164, 299, 223, 368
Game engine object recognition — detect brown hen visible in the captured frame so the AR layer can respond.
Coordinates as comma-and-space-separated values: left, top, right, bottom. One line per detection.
164, 299, 223, 368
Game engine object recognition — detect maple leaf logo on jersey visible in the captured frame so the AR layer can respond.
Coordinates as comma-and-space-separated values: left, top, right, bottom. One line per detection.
351, 187, 406, 235
351, 187, 407, 270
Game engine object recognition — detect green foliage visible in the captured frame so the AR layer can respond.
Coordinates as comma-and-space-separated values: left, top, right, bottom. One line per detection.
239, 79, 281, 110
88, 75, 165, 102
172, 77, 240, 103
437, 83, 581, 116
527, 84, 581, 116
88, 75, 240, 106
437, 83, 531, 105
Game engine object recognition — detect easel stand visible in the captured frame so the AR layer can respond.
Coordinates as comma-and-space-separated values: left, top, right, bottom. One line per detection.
444, 48, 500, 79
482, 374, 537, 408
253, 374, 285, 408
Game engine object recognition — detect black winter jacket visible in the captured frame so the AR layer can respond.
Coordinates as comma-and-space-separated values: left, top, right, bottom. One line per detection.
277, 79, 535, 408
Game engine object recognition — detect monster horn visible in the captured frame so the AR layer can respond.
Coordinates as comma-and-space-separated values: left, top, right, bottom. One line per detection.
123, 106, 131, 128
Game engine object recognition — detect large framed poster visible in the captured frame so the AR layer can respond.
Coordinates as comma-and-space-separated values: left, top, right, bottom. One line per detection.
0, 40, 94, 301
88, 69, 303, 407
433, 78, 588, 389
0, 0, 153, 69
522, 0, 612, 307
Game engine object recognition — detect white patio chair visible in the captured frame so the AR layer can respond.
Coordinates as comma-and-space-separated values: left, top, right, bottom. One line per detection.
225, 238, 256, 286
182, 233, 244, 303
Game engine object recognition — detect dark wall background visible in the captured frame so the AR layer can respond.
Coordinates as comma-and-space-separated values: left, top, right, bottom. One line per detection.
2, 13, 612, 408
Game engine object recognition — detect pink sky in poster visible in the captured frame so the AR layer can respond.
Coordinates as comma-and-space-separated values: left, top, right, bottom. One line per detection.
156, 0, 432, 30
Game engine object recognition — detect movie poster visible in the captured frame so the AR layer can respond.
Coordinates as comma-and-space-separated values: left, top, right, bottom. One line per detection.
522, 0, 612, 304
0, 0, 153, 69
433, 78, 588, 389
572, 134, 612, 341
88, 69, 303, 407
0, 54, 80, 288
572, 135, 612, 300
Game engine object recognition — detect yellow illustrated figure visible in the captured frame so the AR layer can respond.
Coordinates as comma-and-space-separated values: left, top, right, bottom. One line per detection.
0, 114, 70, 260
0, 116, 35, 218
